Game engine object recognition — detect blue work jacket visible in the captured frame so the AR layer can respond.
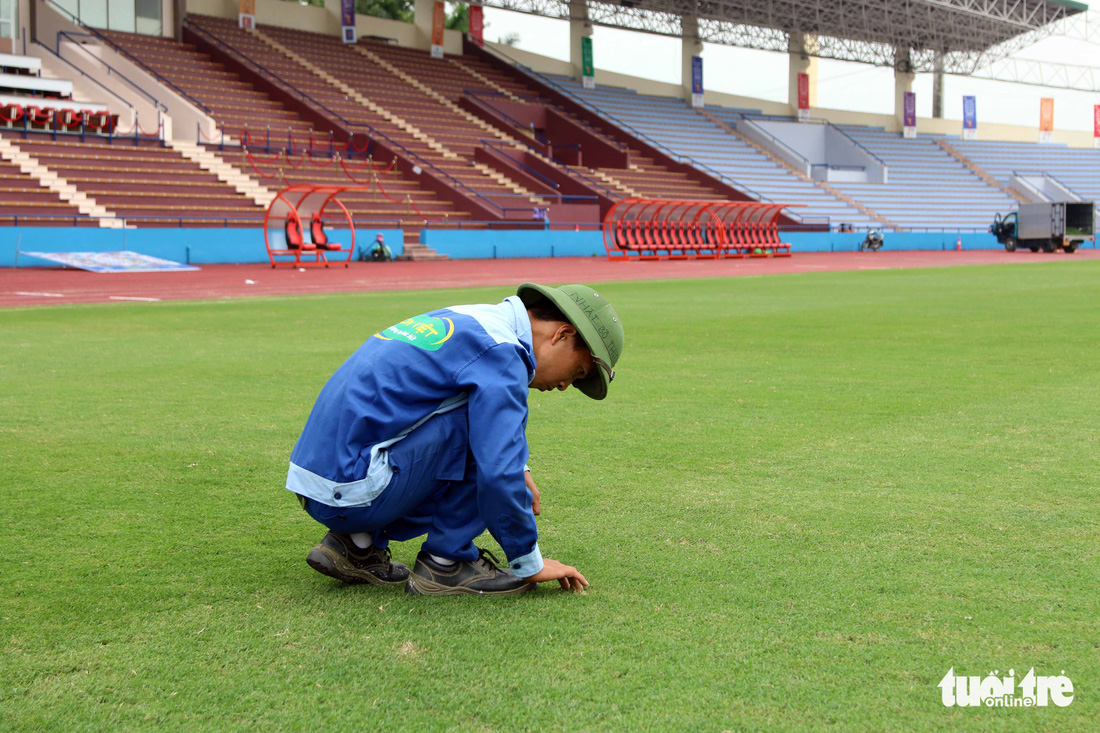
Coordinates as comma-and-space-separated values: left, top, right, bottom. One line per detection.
287, 295, 542, 576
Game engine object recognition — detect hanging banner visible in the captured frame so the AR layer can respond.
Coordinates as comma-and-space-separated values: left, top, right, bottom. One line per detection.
690, 56, 704, 108
797, 72, 810, 121
431, 1, 446, 58
1094, 105, 1100, 148
340, 0, 356, 43
903, 91, 916, 138
581, 36, 595, 89
962, 96, 977, 140
1039, 97, 1054, 143
238, 0, 255, 30
469, 5, 484, 48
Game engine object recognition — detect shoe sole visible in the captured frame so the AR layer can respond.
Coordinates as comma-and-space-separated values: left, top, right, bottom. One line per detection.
404, 573, 534, 596
306, 544, 405, 586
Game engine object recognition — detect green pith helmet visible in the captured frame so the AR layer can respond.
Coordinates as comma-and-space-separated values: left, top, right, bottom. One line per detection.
517, 282, 624, 400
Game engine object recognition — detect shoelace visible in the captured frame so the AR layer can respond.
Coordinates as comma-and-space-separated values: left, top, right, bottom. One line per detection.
474, 547, 503, 571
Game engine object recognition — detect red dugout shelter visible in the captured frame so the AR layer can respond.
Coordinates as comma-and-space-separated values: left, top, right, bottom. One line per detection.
603, 199, 795, 261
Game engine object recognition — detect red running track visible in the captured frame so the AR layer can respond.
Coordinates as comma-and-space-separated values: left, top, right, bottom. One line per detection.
1, 249, 1097, 307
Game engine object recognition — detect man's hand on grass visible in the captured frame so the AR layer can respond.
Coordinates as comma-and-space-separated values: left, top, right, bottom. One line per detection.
525, 470, 541, 515
525, 559, 589, 591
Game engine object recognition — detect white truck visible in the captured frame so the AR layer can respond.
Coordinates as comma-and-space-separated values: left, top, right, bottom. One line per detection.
990, 202, 1095, 253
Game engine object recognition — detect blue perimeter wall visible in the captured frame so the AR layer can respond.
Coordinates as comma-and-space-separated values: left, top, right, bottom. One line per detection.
1, 227, 406, 268
3, 227, 1070, 268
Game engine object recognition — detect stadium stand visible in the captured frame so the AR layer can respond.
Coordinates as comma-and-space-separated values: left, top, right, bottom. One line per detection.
949, 138, 1100, 217
8, 134, 265, 226
534, 74, 876, 228
189, 16, 545, 207
0, 144, 92, 225
828, 127, 1018, 230
475, 66, 729, 202
101, 23, 466, 252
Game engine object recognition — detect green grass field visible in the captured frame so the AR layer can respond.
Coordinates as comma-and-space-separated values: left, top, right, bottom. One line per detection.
2, 262, 1097, 731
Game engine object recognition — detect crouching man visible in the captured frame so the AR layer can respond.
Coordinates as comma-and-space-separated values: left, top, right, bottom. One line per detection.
287, 283, 624, 596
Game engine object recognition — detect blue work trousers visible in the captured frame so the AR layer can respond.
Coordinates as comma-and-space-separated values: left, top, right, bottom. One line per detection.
300, 406, 484, 562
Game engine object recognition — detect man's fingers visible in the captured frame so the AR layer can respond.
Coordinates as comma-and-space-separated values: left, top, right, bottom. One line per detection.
558, 577, 569, 590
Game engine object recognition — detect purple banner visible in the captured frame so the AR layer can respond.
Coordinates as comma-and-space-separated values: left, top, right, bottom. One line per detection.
341, 0, 355, 27
963, 96, 976, 130
903, 92, 916, 128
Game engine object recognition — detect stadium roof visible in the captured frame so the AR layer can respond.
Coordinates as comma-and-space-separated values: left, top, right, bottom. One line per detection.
481, 0, 1089, 73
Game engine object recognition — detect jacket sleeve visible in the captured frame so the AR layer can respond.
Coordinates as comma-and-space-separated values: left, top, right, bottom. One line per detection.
456, 343, 543, 578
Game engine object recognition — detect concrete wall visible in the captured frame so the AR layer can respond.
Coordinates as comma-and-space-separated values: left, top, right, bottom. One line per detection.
2, 226, 405, 266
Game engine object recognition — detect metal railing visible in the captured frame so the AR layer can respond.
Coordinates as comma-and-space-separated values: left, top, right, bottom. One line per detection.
46, 1, 214, 118
34, 37, 136, 120
466, 90, 552, 146
51, 31, 167, 115
479, 138, 620, 201
485, 60, 808, 220
825, 123, 890, 169
811, 163, 867, 172
472, 45, 630, 152
736, 115, 811, 169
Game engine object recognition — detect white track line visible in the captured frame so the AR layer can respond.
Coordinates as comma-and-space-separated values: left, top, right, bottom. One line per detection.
109, 296, 161, 302
15, 291, 65, 297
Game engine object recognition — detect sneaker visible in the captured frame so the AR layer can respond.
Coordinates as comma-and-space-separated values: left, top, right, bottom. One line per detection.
405, 548, 534, 596
305, 531, 410, 585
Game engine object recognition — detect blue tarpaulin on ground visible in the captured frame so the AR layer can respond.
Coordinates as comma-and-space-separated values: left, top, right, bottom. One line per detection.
21, 251, 200, 273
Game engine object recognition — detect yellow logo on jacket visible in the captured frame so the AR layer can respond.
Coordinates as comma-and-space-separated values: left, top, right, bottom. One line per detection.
374, 314, 455, 351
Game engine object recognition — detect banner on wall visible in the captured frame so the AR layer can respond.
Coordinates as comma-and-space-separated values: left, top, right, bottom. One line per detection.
431, 1, 446, 58
470, 5, 484, 47
1094, 105, 1100, 148
581, 36, 595, 89
691, 56, 703, 108
903, 91, 916, 138
340, 0, 355, 43
797, 72, 809, 121
1039, 97, 1054, 143
238, 0, 255, 30
962, 96, 977, 140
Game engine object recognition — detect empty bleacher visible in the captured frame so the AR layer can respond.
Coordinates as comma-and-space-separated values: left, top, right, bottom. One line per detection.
537, 76, 876, 227
99, 29, 316, 143
951, 138, 1100, 216
8, 133, 263, 226
195, 17, 542, 208
0, 146, 91, 225
829, 127, 1017, 230
104, 22, 465, 232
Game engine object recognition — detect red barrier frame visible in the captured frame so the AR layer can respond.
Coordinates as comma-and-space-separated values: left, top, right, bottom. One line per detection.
603, 199, 796, 261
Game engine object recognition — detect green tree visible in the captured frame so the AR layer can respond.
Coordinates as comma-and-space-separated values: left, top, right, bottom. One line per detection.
356, 0, 414, 22
445, 3, 469, 32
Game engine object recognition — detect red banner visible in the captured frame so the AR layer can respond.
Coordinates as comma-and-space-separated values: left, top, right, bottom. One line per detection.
797, 73, 809, 110
470, 5, 484, 47
1039, 98, 1054, 132
431, 2, 445, 48
1094, 105, 1099, 138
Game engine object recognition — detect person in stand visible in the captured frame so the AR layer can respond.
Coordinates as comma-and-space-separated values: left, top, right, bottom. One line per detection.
287, 283, 625, 596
